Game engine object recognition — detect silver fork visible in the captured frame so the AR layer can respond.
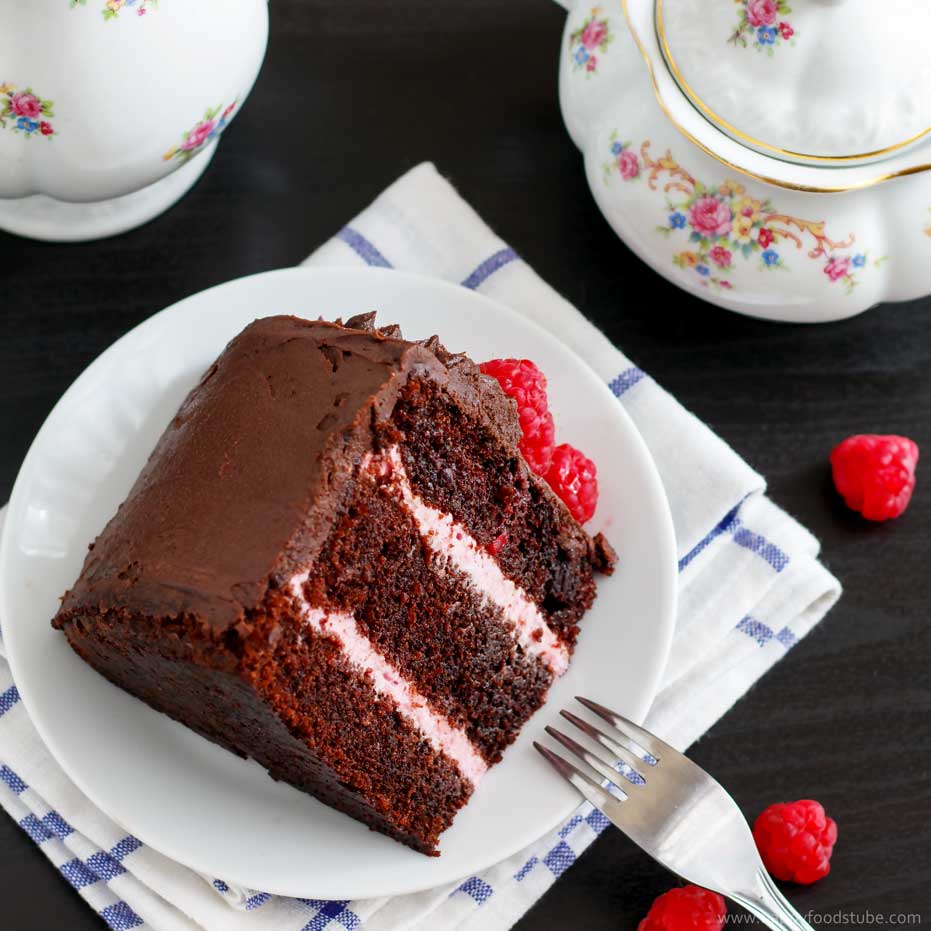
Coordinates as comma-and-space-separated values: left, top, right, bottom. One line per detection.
535, 697, 815, 931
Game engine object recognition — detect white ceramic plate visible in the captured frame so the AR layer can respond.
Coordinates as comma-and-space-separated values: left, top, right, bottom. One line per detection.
0, 267, 677, 900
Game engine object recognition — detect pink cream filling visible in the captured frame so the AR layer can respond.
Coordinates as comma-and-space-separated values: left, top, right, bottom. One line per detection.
288, 573, 488, 788
372, 446, 570, 677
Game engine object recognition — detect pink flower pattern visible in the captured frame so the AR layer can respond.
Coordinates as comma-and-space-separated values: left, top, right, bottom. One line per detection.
617, 149, 639, 180
10, 92, 41, 119
689, 195, 733, 239
603, 135, 875, 295
163, 101, 237, 163
0, 83, 56, 138
181, 119, 216, 151
69, 0, 158, 20
709, 246, 732, 268
823, 256, 851, 282
580, 20, 607, 49
729, 0, 796, 54
746, 0, 777, 27
569, 7, 612, 76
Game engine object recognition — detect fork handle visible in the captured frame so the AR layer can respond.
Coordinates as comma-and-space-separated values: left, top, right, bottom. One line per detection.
731, 867, 816, 931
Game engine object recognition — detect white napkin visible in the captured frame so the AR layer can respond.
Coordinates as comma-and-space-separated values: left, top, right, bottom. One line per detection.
0, 163, 841, 931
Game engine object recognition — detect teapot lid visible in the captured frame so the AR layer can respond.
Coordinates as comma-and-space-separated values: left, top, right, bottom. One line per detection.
656, 0, 931, 165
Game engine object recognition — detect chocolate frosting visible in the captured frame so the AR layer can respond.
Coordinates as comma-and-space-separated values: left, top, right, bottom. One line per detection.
56, 314, 607, 636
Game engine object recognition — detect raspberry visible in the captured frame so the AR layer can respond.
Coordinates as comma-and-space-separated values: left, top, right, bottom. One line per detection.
830, 434, 918, 521
753, 799, 837, 885
515, 403, 556, 475
480, 358, 555, 475
544, 443, 598, 523
638, 885, 726, 931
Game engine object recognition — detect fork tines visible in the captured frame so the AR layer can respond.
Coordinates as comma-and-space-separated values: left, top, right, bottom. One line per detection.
534, 696, 668, 802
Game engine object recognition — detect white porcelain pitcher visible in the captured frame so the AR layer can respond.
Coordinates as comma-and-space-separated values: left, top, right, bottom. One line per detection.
556, 0, 931, 322
0, 0, 268, 241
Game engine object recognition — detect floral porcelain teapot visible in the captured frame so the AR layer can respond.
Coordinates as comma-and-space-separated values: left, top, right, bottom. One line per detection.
0, 0, 268, 241
557, 0, 931, 321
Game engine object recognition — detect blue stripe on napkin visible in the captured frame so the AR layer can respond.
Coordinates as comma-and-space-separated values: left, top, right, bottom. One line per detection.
336, 227, 393, 268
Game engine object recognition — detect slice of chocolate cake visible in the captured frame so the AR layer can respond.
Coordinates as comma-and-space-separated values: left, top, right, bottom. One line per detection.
52, 313, 615, 855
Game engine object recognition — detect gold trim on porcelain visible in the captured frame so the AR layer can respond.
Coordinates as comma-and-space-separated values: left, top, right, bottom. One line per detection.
655, 0, 931, 165
618, 0, 931, 192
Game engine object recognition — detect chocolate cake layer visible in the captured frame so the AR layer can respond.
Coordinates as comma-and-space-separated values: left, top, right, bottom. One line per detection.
391, 377, 612, 645
59, 593, 471, 855
301, 467, 554, 764
242, 590, 472, 852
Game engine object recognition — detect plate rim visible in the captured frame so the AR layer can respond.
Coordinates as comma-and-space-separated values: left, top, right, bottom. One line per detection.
1, 265, 678, 898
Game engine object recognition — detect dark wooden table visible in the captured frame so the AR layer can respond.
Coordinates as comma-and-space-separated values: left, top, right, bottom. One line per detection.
2, 2, 929, 928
